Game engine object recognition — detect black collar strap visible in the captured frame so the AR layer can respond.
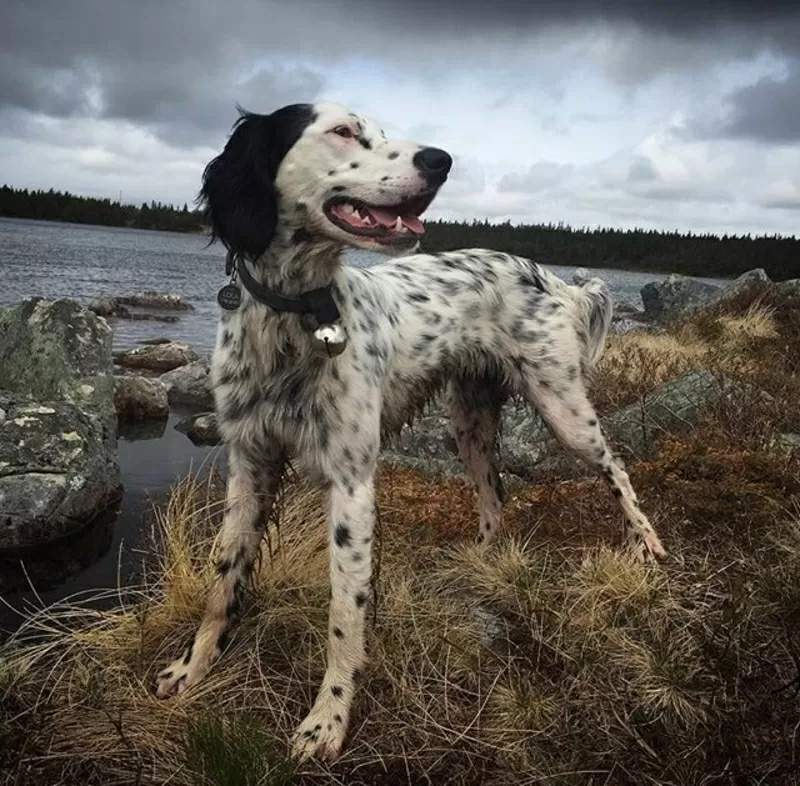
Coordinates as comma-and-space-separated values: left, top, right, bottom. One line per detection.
231, 252, 341, 326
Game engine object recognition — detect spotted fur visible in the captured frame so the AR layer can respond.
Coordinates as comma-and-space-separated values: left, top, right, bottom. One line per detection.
155, 101, 665, 761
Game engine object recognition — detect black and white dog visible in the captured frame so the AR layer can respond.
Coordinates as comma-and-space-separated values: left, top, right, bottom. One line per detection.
155, 102, 665, 760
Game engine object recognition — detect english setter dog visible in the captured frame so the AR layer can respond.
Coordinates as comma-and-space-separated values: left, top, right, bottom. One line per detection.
155, 101, 665, 760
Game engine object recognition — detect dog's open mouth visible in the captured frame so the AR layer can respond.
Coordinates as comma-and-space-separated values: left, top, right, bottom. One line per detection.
324, 193, 435, 245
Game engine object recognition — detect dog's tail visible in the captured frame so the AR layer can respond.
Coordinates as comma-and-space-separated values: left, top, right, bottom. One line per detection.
571, 268, 613, 370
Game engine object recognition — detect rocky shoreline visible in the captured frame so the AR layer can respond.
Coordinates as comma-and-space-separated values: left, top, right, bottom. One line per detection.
2, 268, 796, 551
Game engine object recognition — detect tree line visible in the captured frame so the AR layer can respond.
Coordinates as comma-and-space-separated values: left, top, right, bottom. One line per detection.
423, 219, 800, 280
0, 185, 204, 234
2, 184, 799, 279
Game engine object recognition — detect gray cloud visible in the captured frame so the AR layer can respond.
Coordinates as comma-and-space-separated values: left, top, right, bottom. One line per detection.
4, 0, 800, 151
709, 65, 800, 144
627, 156, 659, 183
498, 161, 574, 193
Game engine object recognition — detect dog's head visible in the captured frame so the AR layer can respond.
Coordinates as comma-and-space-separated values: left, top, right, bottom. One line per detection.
200, 102, 451, 262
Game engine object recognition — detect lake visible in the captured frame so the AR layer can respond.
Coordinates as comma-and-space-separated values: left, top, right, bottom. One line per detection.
0, 217, 727, 632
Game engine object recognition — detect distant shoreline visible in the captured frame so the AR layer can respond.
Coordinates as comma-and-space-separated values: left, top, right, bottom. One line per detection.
3, 183, 800, 279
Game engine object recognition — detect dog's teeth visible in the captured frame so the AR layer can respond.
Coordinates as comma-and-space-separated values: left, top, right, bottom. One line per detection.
343, 203, 356, 214
394, 216, 403, 232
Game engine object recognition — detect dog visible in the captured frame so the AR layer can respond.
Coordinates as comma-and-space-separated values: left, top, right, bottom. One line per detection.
155, 101, 666, 761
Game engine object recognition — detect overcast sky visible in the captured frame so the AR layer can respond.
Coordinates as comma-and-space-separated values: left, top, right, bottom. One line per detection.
2, 1, 800, 237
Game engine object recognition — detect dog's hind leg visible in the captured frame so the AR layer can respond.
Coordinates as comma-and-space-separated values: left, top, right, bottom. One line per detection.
155, 443, 284, 698
448, 374, 507, 546
523, 372, 665, 563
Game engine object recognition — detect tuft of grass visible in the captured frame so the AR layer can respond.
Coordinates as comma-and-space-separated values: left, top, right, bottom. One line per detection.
185, 712, 293, 786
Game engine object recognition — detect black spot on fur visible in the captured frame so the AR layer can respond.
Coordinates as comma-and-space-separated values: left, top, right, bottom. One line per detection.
333, 627, 344, 639
358, 137, 372, 150
331, 685, 343, 698
334, 714, 342, 723
380, 175, 389, 182
334, 524, 352, 548
355, 591, 368, 608
332, 185, 346, 193
352, 668, 363, 681
350, 161, 360, 168
388, 151, 399, 160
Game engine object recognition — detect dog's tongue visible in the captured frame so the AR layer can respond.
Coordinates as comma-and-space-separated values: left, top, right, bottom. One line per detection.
367, 206, 425, 235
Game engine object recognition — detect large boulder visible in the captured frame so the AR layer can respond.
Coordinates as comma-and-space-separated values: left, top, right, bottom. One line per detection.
713, 268, 772, 306
0, 298, 121, 549
114, 375, 169, 420
160, 358, 214, 410
641, 274, 723, 320
115, 341, 199, 372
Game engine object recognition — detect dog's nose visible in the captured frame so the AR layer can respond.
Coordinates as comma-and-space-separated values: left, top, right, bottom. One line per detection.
413, 147, 453, 184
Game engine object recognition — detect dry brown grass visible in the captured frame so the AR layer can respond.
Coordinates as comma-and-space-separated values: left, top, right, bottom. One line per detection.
3, 290, 800, 786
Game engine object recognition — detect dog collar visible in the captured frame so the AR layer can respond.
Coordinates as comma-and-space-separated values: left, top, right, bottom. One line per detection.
217, 251, 347, 356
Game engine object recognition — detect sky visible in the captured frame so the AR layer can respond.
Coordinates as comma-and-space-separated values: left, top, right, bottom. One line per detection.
2, 1, 800, 237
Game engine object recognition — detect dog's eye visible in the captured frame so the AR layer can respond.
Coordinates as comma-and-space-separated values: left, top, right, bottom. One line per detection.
332, 126, 354, 139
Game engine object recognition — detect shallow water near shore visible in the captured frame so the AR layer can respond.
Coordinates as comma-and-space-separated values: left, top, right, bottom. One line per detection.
0, 216, 729, 632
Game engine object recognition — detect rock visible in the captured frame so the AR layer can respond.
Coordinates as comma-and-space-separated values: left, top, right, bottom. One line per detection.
138, 337, 172, 346
0, 298, 121, 549
89, 295, 116, 317
114, 375, 169, 421
117, 291, 194, 311
381, 399, 551, 479
118, 418, 168, 442
115, 341, 199, 372
525, 369, 760, 480
160, 358, 213, 410
716, 268, 771, 303
613, 301, 643, 316
88, 291, 192, 324
770, 433, 800, 454
175, 412, 221, 446
641, 274, 724, 320
611, 316, 654, 334
777, 279, 800, 299
381, 369, 756, 482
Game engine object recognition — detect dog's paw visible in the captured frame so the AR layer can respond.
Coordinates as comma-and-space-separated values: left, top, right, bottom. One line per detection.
155, 652, 210, 699
627, 529, 667, 565
291, 701, 349, 762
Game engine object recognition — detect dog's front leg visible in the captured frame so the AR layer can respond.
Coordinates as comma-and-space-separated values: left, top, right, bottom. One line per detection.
155, 443, 284, 697
291, 471, 376, 762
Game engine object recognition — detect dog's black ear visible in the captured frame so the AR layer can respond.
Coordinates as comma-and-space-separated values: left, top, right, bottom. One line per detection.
199, 104, 316, 261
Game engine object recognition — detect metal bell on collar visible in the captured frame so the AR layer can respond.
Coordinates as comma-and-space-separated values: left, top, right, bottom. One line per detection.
312, 321, 347, 357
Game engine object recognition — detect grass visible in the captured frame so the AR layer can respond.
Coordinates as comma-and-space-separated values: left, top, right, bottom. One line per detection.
2, 288, 800, 785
